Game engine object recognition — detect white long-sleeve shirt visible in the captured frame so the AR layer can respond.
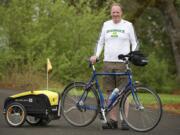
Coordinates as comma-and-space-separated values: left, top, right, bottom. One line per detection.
95, 19, 138, 62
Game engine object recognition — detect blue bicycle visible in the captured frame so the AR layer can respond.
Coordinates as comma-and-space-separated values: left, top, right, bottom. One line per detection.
61, 52, 163, 132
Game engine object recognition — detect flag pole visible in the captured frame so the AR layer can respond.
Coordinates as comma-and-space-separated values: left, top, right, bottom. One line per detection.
47, 65, 49, 90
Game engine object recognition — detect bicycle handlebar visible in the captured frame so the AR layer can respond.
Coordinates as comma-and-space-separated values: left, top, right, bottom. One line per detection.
88, 54, 130, 70
88, 58, 99, 68
118, 54, 130, 60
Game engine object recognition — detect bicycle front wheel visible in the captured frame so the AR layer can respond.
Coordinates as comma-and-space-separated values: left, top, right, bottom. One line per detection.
62, 82, 99, 127
120, 86, 162, 132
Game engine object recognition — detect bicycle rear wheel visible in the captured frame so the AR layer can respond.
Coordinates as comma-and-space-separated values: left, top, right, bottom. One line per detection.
120, 86, 162, 132
62, 82, 99, 127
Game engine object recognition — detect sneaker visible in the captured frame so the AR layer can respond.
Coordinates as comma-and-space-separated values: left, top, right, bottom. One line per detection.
121, 120, 129, 130
102, 119, 118, 129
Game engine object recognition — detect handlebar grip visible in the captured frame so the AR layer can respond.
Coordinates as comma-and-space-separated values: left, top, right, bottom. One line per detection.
118, 54, 130, 60
118, 54, 125, 60
88, 58, 100, 68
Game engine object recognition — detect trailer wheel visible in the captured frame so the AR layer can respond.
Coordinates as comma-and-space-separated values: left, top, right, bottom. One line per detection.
26, 115, 41, 126
5, 102, 26, 127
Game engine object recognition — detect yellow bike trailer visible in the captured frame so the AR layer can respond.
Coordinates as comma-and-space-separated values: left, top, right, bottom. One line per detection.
3, 90, 61, 127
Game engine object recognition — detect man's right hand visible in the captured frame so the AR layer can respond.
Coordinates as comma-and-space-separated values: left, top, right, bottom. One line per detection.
90, 56, 98, 64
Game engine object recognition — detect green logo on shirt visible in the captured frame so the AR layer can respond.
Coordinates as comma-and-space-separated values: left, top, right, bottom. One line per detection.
111, 31, 118, 37
107, 29, 125, 33
107, 29, 125, 37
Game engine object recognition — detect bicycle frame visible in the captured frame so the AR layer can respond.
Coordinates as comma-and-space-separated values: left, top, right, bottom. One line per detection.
76, 61, 143, 124
85, 63, 135, 112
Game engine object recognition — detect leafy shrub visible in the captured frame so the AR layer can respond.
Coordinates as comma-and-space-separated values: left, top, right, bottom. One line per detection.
133, 52, 176, 93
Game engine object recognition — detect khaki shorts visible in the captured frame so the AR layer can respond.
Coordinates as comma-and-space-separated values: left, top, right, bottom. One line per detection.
103, 62, 128, 92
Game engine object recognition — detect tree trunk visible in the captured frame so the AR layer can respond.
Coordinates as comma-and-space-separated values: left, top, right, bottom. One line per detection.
121, 0, 180, 78
156, 0, 180, 78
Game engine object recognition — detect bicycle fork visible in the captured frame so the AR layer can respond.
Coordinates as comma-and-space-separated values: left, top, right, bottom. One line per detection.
132, 89, 144, 110
76, 90, 88, 112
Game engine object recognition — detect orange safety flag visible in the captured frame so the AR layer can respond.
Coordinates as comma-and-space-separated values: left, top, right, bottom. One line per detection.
47, 58, 52, 72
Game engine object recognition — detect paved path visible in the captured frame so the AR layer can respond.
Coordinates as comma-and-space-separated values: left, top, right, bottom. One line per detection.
0, 89, 180, 135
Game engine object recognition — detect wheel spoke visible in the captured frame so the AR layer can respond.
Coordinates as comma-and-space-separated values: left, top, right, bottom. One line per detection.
64, 106, 77, 113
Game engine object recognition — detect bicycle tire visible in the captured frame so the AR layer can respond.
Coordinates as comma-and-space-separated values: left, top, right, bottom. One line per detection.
5, 102, 27, 127
120, 86, 163, 132
62, 82, 99, 127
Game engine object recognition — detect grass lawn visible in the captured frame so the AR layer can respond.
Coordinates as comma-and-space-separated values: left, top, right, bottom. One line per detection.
50, 88, 180, 114
159, 94, 180, 114
159, 94, 180, 104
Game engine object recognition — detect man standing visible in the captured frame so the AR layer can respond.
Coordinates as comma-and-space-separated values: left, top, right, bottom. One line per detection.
90, 3, 138, 129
